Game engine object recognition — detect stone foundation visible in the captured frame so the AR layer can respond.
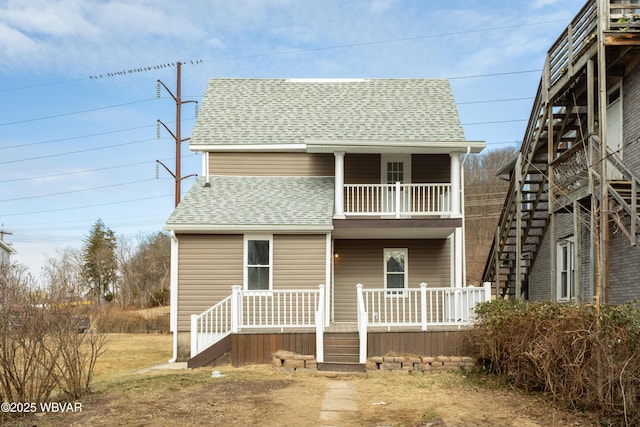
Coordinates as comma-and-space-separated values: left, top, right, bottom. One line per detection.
366, 355, 475, 372
272, 350, 318, 372
271, 350, 475, 373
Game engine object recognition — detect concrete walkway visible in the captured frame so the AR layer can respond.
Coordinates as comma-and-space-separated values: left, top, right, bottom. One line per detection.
320, 381, 359, 426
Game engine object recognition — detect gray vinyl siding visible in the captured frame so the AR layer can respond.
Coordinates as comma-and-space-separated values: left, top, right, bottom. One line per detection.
273, 234, 327, 290
177, 233, 328, 331
333, 239, 450, 322
209, 152, 334, 176
177, 234, 243, 331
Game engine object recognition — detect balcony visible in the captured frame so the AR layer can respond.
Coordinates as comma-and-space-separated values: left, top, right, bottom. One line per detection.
342, 183, 452, 218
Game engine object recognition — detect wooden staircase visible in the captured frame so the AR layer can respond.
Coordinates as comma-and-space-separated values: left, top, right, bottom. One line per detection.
317, 332, 365, 372
608, 180, 640, 246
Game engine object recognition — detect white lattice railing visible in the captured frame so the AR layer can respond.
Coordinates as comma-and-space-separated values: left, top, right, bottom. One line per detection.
356, 282, 491, 363
191, 285, 325, 360
344, 183, 451, 217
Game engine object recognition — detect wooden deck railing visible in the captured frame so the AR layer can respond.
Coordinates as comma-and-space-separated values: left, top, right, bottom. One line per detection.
344, 183, 451, 217
191, 285, 325, 360
356, 282, 491, 363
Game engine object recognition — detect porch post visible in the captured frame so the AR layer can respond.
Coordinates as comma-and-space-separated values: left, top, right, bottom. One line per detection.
316, 284, 325, 363
231, 285, 241, 333
450, 152, 461, 216
420, 282, 427, 331
325, 233, 332, 327
356, 284, 367, 364
334, 152, 345, 218
483, 282, 492, 302
190, 314, 198, 358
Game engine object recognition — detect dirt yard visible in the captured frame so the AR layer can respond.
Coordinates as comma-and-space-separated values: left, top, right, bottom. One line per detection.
4, 334, 596, 426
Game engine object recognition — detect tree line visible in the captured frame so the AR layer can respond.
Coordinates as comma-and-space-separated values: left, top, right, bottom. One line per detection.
43, 219, 170, 309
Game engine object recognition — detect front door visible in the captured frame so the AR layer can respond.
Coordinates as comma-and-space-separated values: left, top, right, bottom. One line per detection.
381, 155, 411, 216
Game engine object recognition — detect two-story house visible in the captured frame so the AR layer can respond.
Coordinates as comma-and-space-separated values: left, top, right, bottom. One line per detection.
483, 0, 640, 305
164, 78, 486, 369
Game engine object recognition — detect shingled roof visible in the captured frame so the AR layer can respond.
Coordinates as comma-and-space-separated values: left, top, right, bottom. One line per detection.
190, 78, 466, 146
165, 176, 334, 231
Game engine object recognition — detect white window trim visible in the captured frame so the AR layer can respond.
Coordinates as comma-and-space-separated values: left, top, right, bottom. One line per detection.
381, 154, 411, 184
384, 248, 408, 296
243, 234, 273, 292
556, 237, 575, 302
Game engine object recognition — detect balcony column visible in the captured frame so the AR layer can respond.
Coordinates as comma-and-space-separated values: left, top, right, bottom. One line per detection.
450, 152, 461, 217
450, 152, 463, 287
334, 152, 345, 219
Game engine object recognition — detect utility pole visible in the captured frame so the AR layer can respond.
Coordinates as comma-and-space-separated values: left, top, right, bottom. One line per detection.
0, 225, 12, 243
156, 62, 198, 207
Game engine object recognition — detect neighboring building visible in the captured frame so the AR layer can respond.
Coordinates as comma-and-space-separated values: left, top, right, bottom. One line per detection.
165, 78, 486, 368
483, 0, 640, 304
0, 231, 16, 265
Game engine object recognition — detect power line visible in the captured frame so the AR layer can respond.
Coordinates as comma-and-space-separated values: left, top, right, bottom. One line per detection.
202, 20, 566, 65
0, 19, 565, 93
0, 157, 172, 183
1, 194, 174, 217
0, 137, 165, 165
0, 179, 162, 203
0, 98, 158, 127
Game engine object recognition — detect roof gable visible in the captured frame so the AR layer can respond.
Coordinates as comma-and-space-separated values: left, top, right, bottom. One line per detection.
190, 78, 467, 147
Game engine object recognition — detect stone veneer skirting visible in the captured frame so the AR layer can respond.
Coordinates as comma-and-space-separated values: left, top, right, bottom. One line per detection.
272, 350, 475, 373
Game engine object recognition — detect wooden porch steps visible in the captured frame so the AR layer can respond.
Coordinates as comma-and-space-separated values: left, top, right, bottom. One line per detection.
187, 335, 231, 369
319, 332, 365, 372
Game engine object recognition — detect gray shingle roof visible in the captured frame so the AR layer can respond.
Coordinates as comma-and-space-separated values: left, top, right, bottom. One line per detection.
166, 176, 334, 229
190, 79, 465, 146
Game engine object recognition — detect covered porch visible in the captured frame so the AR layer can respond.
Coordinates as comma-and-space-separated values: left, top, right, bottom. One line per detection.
188, 282, 491, 368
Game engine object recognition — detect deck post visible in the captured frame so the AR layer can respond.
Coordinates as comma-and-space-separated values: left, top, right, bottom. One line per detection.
190, 314, 198, 357
231, 285, 241, 333
356, 283, 367, 364
420, 282, 428, 331
482, 282, 491, 302
316, 284, 325, 363
334, 152, 345, 218
395, 181, 401, 218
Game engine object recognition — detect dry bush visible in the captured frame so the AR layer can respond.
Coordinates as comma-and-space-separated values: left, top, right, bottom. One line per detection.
0, 262, 107, 417
92, 305, 169, 334
463, 299, 640, 424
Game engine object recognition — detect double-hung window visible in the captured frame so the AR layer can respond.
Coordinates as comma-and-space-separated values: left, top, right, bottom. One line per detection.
245, 235, 272, 291
384, 248, 407, 295
556, 238, 575, 301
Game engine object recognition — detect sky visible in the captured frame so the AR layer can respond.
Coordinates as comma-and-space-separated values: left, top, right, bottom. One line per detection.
0, 0, 587, 278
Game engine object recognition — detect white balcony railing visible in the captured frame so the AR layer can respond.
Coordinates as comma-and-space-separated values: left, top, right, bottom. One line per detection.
356, 282, 491, 363
191, 285, 325, 361
344, 183, 451, 217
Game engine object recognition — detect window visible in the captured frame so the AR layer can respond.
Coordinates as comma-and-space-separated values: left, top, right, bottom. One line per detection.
245, 236, 272, 291
556, 238, 575, 301
385, 248, 407, 294
387, 161, 404, 184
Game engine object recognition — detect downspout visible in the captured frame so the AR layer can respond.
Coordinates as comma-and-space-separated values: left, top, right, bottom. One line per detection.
168, 230, 179, 363
460, 147, 471, 287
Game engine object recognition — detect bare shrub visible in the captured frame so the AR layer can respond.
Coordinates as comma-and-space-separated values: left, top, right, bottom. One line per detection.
463, 299, 640, 424
0, 262, 108, 419
92, 305, 169, 334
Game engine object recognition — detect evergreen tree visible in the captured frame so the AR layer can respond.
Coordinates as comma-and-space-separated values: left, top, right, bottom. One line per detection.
82, 219, 117, 303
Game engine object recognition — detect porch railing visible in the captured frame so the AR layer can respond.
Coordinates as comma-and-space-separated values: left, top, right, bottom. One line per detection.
191, 285, 325, 361
344, 183, 451, 217
356, 282, 492, 363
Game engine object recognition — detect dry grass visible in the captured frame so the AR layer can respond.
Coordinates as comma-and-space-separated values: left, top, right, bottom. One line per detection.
11, 334, 596, 427
92, 334, 172, 384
